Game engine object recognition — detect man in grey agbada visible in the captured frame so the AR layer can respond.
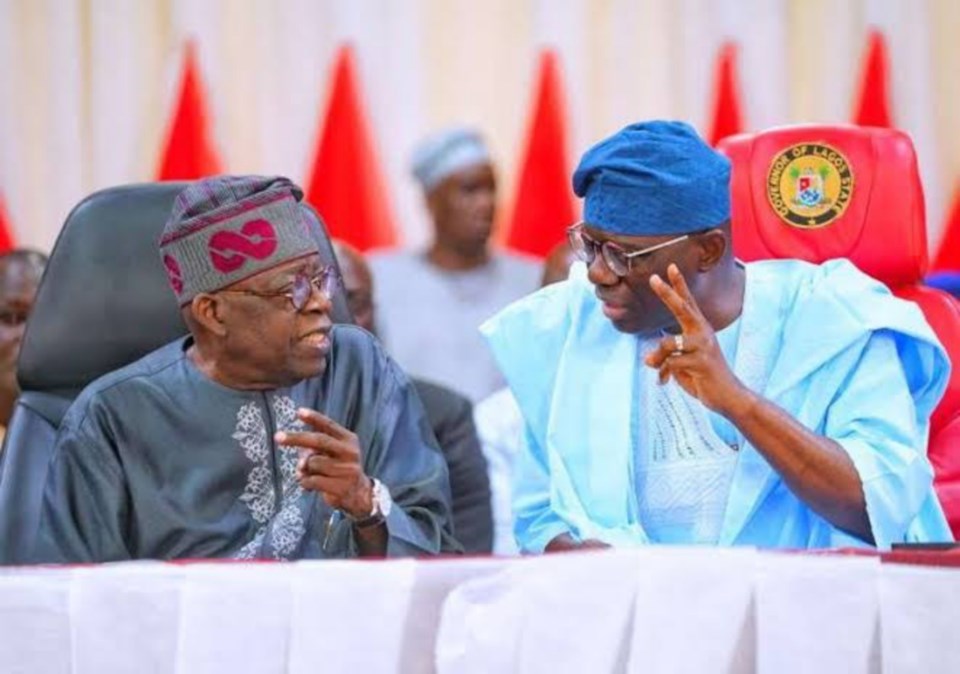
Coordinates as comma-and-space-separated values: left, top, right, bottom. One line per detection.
370, 127, 539, 402
36, 176, 459, 562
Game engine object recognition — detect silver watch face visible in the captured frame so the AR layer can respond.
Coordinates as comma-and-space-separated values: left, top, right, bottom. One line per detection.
373, 479, 392, 518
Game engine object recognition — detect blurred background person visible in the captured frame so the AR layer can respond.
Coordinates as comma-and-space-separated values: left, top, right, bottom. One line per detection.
0, 249, 47, 445
925, 271, 960, 299
335, 240, 494, 553
474, 239, 575, 555
370, 128, 540, 403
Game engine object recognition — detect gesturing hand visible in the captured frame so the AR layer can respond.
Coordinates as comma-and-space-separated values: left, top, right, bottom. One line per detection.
275, 408, 373, 519
644, 263, 751, 417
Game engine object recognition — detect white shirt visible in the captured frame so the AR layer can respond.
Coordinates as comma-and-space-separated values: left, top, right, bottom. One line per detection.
370, 250, 539, 402
474, 387, 523, 555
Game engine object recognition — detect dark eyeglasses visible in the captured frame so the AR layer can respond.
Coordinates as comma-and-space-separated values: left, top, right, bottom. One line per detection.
567, 223, 689, 277
219, 266, 341, 312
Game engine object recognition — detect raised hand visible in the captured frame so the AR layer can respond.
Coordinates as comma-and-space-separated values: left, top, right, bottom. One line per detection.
275, 408, 373, 519
644, 263, 750, 417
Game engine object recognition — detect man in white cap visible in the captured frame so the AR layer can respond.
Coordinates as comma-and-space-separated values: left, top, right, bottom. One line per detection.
370, 127, 539, 403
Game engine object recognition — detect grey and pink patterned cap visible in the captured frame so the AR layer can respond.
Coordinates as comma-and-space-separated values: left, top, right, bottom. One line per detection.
159, 176, 318, 306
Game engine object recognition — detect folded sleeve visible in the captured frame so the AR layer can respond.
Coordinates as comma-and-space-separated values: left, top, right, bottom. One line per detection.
826, 331, 953, 548
35, 418, 132, 563
513, 426, 571, 553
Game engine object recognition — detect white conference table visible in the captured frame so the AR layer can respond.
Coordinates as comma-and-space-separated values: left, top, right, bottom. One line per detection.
1, 547, 958, 673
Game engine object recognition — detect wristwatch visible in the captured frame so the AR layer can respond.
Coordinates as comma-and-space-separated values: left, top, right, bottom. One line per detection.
351, 478, 392, 528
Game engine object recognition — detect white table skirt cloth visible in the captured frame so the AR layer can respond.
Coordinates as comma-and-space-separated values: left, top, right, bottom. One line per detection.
0, 549, 957, 674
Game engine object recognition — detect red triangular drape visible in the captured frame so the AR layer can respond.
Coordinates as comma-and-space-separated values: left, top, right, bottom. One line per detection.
707, 42, 745, 147
156, 40, 223, 180
0, 195, 16, 253
304, 45, 397, 252
852, 30, 893, 128
502, 49, 577, 258
932, 185, 960, 272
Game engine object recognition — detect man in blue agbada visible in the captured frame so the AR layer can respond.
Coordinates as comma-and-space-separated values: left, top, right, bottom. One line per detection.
481, 121, 953, 552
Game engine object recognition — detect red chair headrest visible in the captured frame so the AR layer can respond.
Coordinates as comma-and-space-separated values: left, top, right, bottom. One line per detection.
719, 125, 928, 286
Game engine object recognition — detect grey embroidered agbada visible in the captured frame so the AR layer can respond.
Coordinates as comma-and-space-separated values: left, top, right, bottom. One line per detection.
37, 325, 459, 562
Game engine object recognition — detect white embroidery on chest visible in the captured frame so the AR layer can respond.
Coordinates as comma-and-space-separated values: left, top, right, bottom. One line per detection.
233, 395, 309, 560
633, 338, 739, 544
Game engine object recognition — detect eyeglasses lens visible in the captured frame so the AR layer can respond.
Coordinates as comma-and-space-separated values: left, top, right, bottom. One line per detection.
291, 269, 340, 311
600, 244, 629, 276
570, 228, 630, 276
569, 228, 595, 264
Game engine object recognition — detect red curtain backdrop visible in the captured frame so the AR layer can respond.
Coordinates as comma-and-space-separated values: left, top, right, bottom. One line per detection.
707, 42, 745, 147
0, 195, 15, 253
156, 41, 223, 180
852, 29, 893, 128
304, 45, 397, 252
502, 49, 577, 258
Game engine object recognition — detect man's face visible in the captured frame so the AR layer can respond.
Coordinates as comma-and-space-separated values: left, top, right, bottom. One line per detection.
0, 259, 42, 385
581, 224, 703, 336
428, 162, 497, 256
217, 254, 334, 388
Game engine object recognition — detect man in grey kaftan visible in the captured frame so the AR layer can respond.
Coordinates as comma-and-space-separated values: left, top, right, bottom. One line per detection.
370, 128, 539, 402
36, 176, 458, 562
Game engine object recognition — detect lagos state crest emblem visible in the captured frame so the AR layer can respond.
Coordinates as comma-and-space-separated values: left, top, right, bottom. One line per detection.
766, 143, 854, 229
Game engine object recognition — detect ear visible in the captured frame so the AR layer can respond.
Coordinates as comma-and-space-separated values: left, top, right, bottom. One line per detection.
696, 229, 729, 271
190, 293, 228, 338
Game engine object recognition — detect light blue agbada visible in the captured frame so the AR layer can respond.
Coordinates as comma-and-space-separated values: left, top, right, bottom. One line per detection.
481, 259, 953, 552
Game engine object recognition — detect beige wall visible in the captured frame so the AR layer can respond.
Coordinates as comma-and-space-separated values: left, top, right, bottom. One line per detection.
1, 0, 957, 253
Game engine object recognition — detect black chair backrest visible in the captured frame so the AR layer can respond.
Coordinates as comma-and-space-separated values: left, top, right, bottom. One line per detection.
0, 182, 348, 563
18, 183, 190, 401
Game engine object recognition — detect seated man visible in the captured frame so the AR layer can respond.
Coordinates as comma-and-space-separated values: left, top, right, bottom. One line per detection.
482, 121, 953, 552
334, 240, 493, 553
37, 176, 458, 562
0, 249, 47, 445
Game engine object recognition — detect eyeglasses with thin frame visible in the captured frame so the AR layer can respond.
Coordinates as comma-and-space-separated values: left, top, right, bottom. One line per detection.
567, 222, 689, 277
218, 266, 341, 312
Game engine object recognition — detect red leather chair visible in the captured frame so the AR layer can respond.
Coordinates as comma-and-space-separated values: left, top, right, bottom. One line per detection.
719, 125, 960, 537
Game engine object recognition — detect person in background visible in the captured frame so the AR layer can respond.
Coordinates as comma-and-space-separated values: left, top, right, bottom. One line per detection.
474, 240, 575, 555
335, 240, 493, 553
539, 240, 578, 288
483, 121, 952, 553
370, 127, 540, 403
925, 271, 960, 299
0, 249, 47, 444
